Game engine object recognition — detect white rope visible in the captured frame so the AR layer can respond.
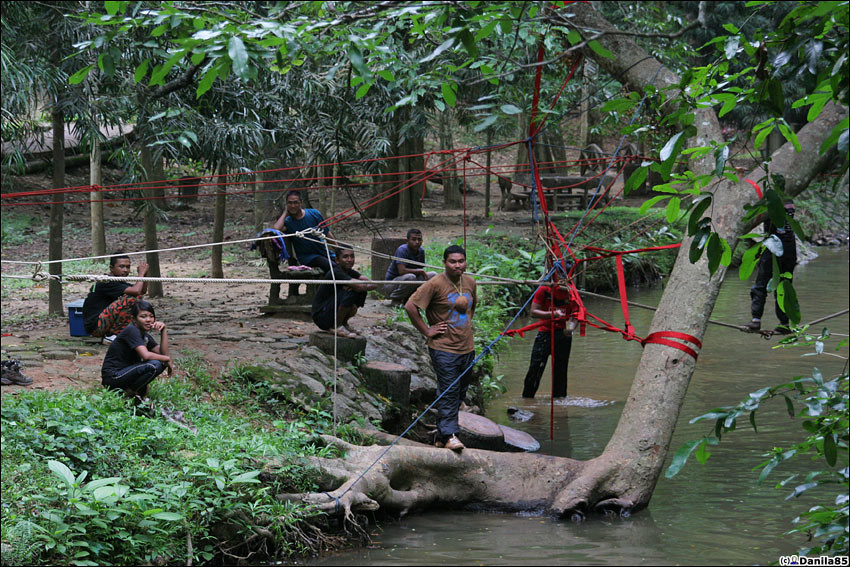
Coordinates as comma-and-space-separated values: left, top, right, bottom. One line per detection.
1, 227, 526, 285
1, 273, 535, 286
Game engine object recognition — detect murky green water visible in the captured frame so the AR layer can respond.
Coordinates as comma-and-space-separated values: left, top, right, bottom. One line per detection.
309, 248, 849, 566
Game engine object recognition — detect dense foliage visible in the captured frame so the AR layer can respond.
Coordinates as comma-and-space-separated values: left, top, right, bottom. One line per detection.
0, 353, 361, 565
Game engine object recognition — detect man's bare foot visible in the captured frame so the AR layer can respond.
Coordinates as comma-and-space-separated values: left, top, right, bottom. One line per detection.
343, 324, 362, 337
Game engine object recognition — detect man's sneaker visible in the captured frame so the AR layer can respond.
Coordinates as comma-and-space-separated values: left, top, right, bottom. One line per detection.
742, 319, 761, 332
773, 325, 793, 335
444, 434, 465, 452
1, 359, 33, 386
103, 334, 117, 344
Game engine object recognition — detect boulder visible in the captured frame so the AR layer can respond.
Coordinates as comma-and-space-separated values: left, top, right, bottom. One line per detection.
308, 331, 367, 362
499, 424, 540, 453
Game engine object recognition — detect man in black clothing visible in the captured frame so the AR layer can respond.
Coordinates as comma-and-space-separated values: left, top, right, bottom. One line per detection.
311, 246, 377, 337
743, 199, 798, 334
82, 254, 148, 339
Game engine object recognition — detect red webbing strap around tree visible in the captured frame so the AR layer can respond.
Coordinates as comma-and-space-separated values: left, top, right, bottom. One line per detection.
745, 179, 763, 199
615, 254, 636, 339
642, 331, 702, 360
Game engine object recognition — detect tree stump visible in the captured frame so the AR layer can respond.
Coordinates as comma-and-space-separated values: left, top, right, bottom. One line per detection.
499, 424, 540, 453
360, 361, 411, 408
308, 331, 367, 362
457, 410, 504, 451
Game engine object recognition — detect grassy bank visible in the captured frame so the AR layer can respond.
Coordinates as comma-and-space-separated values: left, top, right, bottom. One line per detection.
1, 354, 362, 565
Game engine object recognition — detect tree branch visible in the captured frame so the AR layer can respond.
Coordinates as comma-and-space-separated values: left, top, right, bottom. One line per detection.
149, 60, 205, 100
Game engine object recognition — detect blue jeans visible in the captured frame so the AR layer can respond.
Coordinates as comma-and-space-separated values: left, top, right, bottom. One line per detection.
429, 348, 475, 439
102, 360, 166, 394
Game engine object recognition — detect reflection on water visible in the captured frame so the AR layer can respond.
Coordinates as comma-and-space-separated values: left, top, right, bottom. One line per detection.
308, 249, 849, 566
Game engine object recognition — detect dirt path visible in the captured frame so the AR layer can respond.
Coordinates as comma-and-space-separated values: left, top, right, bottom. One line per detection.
1, 165, 569, 393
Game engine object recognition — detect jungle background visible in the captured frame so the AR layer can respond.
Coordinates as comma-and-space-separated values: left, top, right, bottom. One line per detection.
1, 1, 847, 565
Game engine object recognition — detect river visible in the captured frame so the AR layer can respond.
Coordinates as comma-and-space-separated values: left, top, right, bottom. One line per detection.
309, 248, 849, 566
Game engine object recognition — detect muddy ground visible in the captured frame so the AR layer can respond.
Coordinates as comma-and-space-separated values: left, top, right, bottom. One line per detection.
3, 163, 631, 393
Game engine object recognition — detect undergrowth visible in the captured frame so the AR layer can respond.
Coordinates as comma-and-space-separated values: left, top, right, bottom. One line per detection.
0, 352, 353, 566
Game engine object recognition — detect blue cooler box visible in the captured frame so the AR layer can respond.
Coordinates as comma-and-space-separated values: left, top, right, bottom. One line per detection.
68, 299, 89, 337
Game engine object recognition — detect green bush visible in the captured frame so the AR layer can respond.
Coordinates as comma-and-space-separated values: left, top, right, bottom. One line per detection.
0, 353, 342, 565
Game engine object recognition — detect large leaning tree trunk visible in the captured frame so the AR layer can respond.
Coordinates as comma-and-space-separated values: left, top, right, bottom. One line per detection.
273, 5, 847, 521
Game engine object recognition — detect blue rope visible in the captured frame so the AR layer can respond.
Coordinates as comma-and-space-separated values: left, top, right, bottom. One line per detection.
337, 265, 560, 499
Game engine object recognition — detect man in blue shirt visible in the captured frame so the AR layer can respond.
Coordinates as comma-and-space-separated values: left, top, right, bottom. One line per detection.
273, 190, 334, 297
384, 228, 437, 305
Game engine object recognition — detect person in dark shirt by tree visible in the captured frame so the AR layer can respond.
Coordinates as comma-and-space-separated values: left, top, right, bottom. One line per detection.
743, 199, 798, 334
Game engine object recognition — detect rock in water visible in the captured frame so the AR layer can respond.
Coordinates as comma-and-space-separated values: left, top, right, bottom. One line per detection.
500, 424, 540, 453
506, 406, 534, 422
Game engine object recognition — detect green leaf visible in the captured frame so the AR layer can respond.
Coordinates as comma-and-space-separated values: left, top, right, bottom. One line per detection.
474, 20, 498, 42
776, 280, 801, 324
660, 131, 684, 162
457, 29, 477, 59
765, 189, 786, 228
766, 78, 785, 116
689, 226, 710, 263
666, 438, 708, 478
196, 65, 218, 98
706, 233, 722, 276
421, 37, 455, 63
151, 512, 184, 521
229, 470, 261, 483
377, 70, 395, 82
587, 40, 613, 59
715, 93, 738, 118
823, 433, 837, 467
500, 104, 522, 115
714, 145, 729, 176
736, 243, 759, 280
441, 82, 456, 108
638, 194, 671, 214
687, 196, 712, 236
48, 460, 75, 487
474, 114, 498, 132
228, 36, 249, 79
601, 98, 636, 113
719, 236, 732, 267
566, 29, 581, 46
69, 65, 95, 85
777, 121, 801, 153
104, 1, 120, 15
134, 59, 150, 84
355, 81, 372, 100
666, 197, 680, 223
98, 53, 115, 77
625, 167, 647, 195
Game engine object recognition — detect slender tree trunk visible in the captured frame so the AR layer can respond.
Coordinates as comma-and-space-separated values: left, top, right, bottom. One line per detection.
376, 125, 401, 218
90, 135, 106, 256
253, 169, 264, 233
48, 106, 65, 315
212, 165, 226, 279
408, 135, 424, 219
485, 129, 492, 217
141, 145, 163, 297
439, 110, 461, 208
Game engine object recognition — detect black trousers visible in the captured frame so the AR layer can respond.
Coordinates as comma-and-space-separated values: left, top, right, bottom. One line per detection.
750, 251, 796, 325
522, 330, 572, 398
429, 349, 475, 439
102, 360, 166, 394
